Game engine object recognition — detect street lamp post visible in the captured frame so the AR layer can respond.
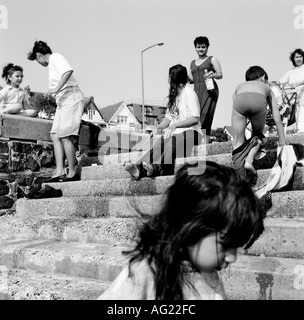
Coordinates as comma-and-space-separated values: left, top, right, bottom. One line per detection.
141, 42, 164, 133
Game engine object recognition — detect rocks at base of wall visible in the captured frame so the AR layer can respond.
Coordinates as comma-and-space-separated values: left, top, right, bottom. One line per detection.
0, 195, 15, 209
0, 140, 55, 173
0, 180, 9, 196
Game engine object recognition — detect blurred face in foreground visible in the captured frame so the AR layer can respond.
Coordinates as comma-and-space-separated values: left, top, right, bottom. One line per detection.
188, 231, 237, 273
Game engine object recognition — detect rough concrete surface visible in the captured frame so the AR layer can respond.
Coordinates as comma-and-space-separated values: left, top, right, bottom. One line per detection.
0, 267, 109, 300
222, 254, 304, 300
2, 132, 304, 300
0, 239, 129, 281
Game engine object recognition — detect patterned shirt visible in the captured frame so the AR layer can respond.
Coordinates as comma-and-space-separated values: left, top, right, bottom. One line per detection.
0, 85, 25, 111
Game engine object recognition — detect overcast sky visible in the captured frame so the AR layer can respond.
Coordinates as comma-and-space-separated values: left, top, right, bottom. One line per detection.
1, 0, 304, 128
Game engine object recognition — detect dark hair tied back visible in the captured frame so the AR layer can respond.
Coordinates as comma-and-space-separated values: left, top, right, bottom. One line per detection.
2, 63, 23, 83
28, 40, 52, 60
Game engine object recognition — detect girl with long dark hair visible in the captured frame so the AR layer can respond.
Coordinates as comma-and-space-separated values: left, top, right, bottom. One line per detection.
124, 64, 202, 179
98, 161, 265, 299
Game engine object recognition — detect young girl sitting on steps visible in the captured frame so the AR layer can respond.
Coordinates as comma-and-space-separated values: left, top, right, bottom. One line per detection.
98, 161, 265, 300
0, 63, 38, 117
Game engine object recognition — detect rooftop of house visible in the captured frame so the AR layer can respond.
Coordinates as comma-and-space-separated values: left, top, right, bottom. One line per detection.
98, 100, 167, 124
98, 101, 124, 122
223, 125, 233, 136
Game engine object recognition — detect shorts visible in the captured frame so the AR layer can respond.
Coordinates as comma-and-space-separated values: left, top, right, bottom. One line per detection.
50, 86, 85, 138
233, 92, 268, 119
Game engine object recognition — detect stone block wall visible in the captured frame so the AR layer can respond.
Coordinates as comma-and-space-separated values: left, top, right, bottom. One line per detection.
0, 140, 55, 173
0, 138, 55, 211
0, 115, 150, 211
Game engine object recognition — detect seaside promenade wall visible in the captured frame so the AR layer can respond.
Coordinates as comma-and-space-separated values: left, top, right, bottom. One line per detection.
0, 114, 150, 211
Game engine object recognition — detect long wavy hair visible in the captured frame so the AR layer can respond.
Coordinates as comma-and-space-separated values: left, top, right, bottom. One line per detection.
124, 161, 265, 300
2, 63, 23, 84
167, 64, 188, 112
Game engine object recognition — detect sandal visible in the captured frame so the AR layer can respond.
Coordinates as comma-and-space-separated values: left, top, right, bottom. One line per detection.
60, 173, 81, 182
43, 174, 66, 183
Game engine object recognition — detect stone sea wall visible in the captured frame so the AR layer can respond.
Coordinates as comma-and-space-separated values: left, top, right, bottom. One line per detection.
0, 114, 150, 211
0, 138, 55, 211
0, 140, 54, 173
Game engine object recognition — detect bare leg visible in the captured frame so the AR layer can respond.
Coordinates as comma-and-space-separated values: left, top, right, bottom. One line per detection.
244, 141, 261, 174
3, 105, 23, 114
50, 133, 66, 177
231, 109, 247, 150
245, 110, 267, 173
61, 137, 77, 178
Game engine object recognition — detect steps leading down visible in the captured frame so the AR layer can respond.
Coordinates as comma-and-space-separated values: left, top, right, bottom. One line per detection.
1, 133, 304, 300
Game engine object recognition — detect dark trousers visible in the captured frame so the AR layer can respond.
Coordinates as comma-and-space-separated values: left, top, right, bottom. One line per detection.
136, 129, 202, 177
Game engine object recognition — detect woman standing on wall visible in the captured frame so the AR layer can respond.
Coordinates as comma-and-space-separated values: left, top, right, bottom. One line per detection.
189, 36, 223, 143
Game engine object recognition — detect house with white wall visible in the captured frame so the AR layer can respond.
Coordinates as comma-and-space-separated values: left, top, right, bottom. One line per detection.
82, 96, 106, 127
98, 101, 139, 131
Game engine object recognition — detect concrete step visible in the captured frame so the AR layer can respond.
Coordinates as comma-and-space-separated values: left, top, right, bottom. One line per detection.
246, 218, 304, 259
222, 254, 304, 300
3, 248, 303, 300
194, 132, 304, 156
98, 146, 273, 168
44, 176, 174, 197
0, 239, 129, 282
82, 150, 277, 181
0, 215, 138, 245
91, 132, 304, 181
4, 207, 304, 260
81, 153, 232, 180
14, 187, 304, 223
16, 195, 162, 219
0, 267, 109, 300
44, 166, 304, 199
15, 185, 304, 224
267, 190, 304, 218
82, 151, 281, 182
97, 132, 304, 165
